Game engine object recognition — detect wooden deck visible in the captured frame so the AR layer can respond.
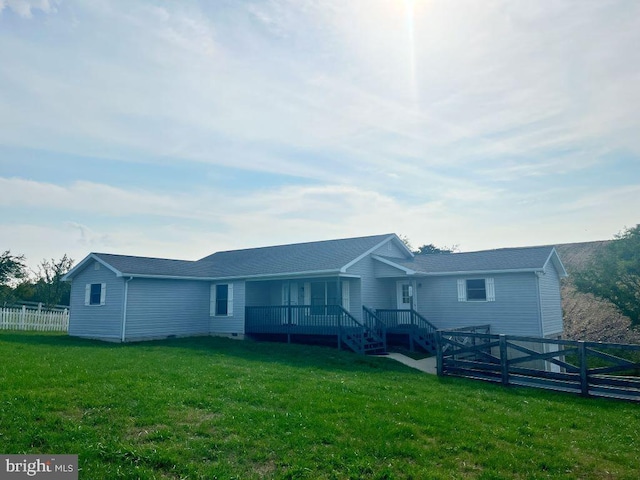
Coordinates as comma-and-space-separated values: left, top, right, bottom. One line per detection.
245, 305, 386, 354
246, 306, 439, 354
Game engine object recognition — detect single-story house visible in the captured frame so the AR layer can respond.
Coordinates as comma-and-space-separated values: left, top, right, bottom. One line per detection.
62, 233, 567, 354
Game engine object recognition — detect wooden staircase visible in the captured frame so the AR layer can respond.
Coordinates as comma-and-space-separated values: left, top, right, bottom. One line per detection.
341, 329, 387, 355
407, 309, 437, 354
338, 307, 386, 355
370, 307, 439, 354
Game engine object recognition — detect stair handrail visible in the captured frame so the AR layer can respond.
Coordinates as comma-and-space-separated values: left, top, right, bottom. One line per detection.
362, 306, 387, 352
410, 309, 438, 333
337, 306, 385, 352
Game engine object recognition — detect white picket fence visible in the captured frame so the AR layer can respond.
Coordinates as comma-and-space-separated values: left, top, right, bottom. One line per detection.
0, 306, 69, 332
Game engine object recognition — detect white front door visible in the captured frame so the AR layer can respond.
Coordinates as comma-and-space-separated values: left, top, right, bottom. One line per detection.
396, 281, 415, 310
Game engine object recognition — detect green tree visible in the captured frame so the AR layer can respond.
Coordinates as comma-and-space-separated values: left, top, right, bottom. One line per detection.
0, 251, 27, 306
574, 225, 640, 326
414, 243, 458, 255
0, 250, 26, 286
33, 255, 74, 307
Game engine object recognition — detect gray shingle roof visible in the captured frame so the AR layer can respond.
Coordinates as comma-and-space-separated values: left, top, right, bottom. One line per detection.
196, 234, 395, 278
377, 245, 561, 275
93, 253, 209, 277
79, 234, 396, 279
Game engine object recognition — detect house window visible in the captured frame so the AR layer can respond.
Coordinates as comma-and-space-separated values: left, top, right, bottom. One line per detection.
466, 279, 486, 301
211, 283, 234, 317
310, 281, 344, 315
85, 283, 106, 306
457, 278, 495, 302
216, 284, 228, 316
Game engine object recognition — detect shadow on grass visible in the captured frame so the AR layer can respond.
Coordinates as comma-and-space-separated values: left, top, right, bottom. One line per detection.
0, 331, 416, 375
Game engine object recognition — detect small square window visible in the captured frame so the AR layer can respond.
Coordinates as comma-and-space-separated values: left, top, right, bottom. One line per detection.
466, 279, 486, 301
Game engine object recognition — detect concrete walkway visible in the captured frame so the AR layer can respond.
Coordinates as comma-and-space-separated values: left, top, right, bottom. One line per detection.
384, 353, 437, 374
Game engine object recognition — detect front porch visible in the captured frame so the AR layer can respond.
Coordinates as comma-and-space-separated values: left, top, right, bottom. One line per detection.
245, 305, 439, 355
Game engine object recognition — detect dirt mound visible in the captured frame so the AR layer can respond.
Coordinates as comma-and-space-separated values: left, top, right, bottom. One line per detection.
555, 242, 640, 344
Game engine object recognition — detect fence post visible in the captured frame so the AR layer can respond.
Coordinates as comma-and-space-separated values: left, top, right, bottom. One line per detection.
435, 331, 443, 376
579, 341, 589, 397
20, 305, 26, 330
500, 334, 509, 386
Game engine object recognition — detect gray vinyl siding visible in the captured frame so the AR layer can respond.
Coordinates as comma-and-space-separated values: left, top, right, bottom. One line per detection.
539, 262, 563, 336
245, 281, 271, 307
68, 261, 124, 341
124, 279, 210, 341
374, 261, 409, 278
372, 240, 407, 258
346, 257, 396, 310
418, 273, 543, 336
210, 281, 246, 335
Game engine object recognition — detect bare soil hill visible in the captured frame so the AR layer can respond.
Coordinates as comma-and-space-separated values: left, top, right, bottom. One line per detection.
555, 241, 640, 344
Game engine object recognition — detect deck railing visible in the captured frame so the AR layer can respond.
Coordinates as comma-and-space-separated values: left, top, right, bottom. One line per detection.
362, 306, 387, 352
246, 305, 356, 335
245, 305, 385, 354
375, 309, 438, 332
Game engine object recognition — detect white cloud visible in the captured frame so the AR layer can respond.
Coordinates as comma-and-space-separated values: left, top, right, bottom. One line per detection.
0, 0, 638, 260
0, 0, 57, 17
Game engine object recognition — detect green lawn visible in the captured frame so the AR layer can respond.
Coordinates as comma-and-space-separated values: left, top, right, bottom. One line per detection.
1, 332, 639, 479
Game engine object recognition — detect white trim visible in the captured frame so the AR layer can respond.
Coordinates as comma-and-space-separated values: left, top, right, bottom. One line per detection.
85, 283, 105, 306
211, 283, 232, 317
62, 254, 122, 281
416, 268, 546, 277
341, 234, 413, 272
371, 255, 416, 275
542, 249, 569, 278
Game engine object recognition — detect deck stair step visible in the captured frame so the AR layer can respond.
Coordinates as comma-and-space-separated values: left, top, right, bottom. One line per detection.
412, 330, 437, 354
342, 329, 386, 355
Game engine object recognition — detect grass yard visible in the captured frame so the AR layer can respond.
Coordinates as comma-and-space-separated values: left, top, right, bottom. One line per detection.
1, 333, 639, 479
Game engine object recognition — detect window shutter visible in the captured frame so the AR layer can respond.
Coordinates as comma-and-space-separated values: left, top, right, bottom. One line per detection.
227, 284, 234, 316
100, 283, 107, 305
457, 279, 466, 302
342, 281, 350, 311
85, 284, 91, 306
487, 277, 495, 301
210, 284, 216, 316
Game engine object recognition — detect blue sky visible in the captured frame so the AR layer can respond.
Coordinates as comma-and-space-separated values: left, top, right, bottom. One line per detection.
1, 0, 639, 269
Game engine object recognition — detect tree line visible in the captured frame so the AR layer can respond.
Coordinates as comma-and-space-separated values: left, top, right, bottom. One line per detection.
0, 251, 73, 308
574, 224, 640, 328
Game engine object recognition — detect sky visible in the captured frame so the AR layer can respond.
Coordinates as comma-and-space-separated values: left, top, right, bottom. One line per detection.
1, 0, 639, 270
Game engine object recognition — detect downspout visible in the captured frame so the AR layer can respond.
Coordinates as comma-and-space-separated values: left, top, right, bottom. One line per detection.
121, 277, 133, 342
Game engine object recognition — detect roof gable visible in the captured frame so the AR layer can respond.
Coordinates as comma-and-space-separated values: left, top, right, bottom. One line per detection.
374, 245, 568, 276
196, 234, 398, 278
